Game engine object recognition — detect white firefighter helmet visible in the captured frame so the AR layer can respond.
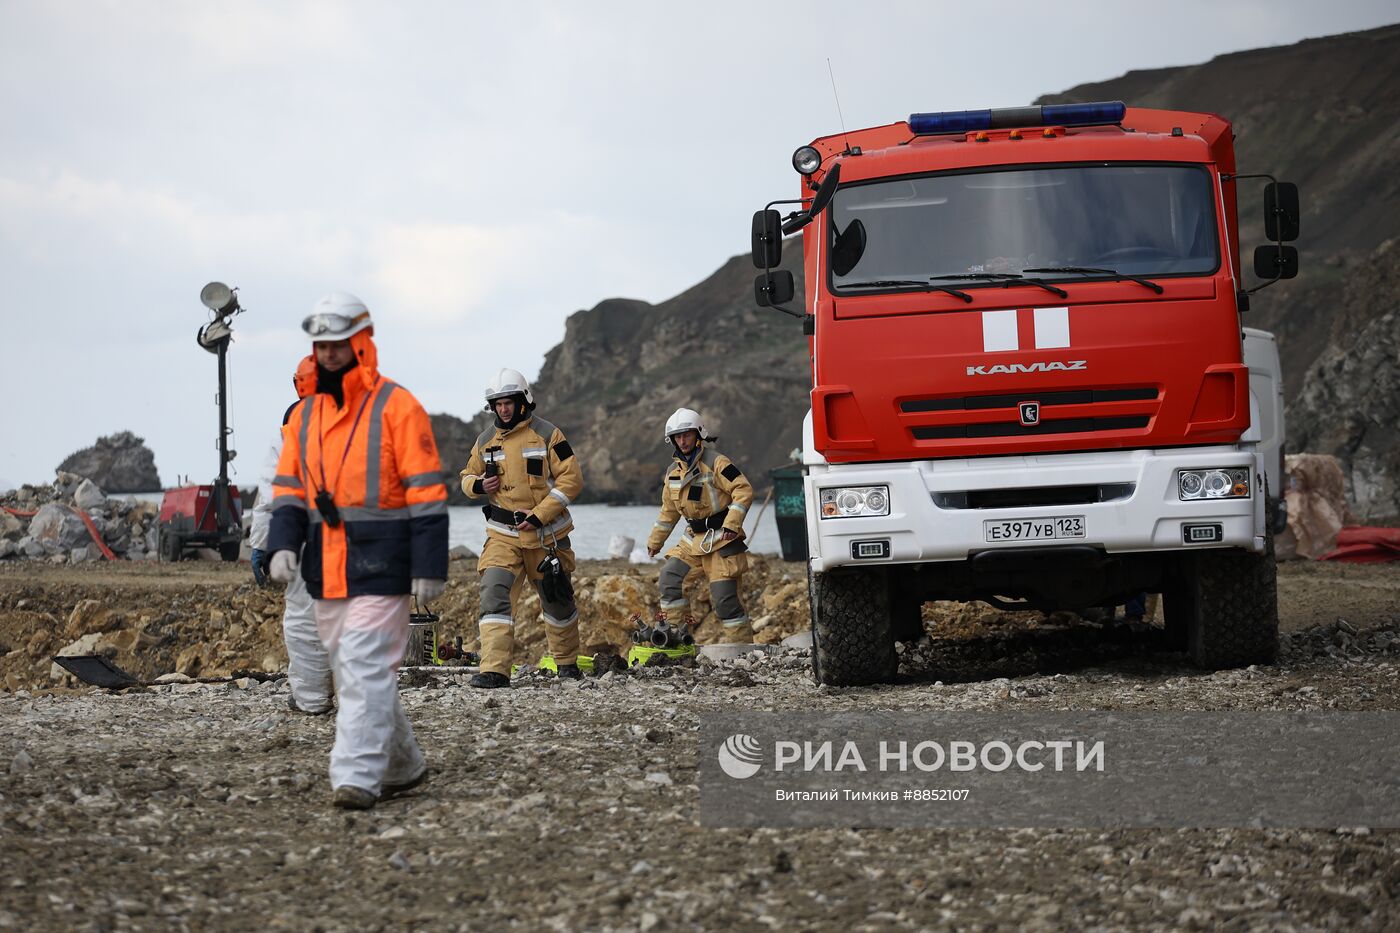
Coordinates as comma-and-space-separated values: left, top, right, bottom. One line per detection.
484, 368, 535, 407
302, 292, 374, 341
664, 407, 705, 443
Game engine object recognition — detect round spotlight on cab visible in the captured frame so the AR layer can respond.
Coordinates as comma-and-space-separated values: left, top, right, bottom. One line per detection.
200, 281, 239, 315
792, 146, 822, 175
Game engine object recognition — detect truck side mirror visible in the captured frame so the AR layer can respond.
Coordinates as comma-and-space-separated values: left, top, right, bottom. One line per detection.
754, 270, 796, 307
808, 161, 842, 218
752, 210, 783, 269
1264, 182, 1299, 242
1253, 245, 1298, 280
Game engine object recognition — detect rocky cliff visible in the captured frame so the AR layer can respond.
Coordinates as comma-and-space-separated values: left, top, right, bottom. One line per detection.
1041, 23, 1400, 518
1288, 241, 1400, 520
55, 431, 161, 492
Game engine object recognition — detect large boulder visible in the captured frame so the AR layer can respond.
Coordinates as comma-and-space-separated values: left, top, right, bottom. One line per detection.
27, 503, 90, 551
56, 431, 161, 493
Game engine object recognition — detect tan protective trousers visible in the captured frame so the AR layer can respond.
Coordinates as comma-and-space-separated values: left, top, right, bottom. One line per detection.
477, 536, 580, 675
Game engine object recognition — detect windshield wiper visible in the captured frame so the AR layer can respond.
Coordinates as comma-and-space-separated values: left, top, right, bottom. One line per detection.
839, 280, 973, 302
927, 272, 1069, 299
1023, 267, 1164, 295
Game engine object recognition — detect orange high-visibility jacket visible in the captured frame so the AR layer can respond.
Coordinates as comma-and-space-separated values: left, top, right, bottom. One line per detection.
268, 330, 448, 599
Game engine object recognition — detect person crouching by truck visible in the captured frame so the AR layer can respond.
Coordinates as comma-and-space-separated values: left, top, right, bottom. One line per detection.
267, 292, 449, 810
459, 368, 584, 689
638, 408, 755, 644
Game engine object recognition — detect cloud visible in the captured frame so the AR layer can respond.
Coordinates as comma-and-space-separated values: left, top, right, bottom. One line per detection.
369, 222, 516, 323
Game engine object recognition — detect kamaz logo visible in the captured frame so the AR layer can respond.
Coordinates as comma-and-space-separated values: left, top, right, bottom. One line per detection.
966, 360, 1088, 376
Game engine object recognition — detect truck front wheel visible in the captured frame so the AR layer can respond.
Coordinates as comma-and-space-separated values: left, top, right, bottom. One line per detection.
810, 567, 898, 686
1164, 539, 1279, 669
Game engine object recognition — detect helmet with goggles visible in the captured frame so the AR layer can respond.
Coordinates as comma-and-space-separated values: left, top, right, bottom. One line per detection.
302, 292, 374, 341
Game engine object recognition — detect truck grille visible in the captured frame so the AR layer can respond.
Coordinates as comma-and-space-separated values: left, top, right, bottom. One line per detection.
912, 416, 1149, 439
902, 387, 1157, 441
901, 387, 1157, 413
933, 483, 1135, 510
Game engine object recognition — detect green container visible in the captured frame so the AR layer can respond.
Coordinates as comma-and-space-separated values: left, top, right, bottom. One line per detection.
769, 467, 808, 562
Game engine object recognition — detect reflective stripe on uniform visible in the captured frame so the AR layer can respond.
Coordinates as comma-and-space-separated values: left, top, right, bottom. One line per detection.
542, 609, 579, 628
660, 598, 689, 610
654, 520, 676, 530
296, 396, 314, 492
408, 501, 448, 518
547, 488, 570, 507
362, 381, 399, 510
272, 493, 306, 510
522, 447, 548, 458
273, 474, 303, 489
480, 614, 513, 627
721, 616, 751, 627
486, 519, 521, 537
728, 502, 748, 514
307, 505, 410, 524
402, 471, 441, 488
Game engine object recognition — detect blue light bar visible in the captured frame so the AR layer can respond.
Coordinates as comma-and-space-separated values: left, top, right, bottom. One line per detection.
909, 101, 1127, 135
1041, 101, 1127, 126
909, 109, 993, 135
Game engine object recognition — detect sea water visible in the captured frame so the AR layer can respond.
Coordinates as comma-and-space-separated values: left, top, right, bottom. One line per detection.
133, 493, 784, 560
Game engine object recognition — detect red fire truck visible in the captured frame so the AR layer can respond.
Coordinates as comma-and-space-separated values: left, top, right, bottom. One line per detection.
751, 102, 1300, 685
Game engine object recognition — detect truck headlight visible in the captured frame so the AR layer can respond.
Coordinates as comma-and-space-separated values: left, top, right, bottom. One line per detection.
820, 485, 890, 518
1178, 469, 1250, 500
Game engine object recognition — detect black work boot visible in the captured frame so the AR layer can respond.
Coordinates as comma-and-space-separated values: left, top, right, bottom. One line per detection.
469, 671, 511, 689
555, 663, 583, 680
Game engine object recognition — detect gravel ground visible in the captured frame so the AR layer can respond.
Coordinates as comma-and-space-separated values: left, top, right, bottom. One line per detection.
2, 561, 1399, 930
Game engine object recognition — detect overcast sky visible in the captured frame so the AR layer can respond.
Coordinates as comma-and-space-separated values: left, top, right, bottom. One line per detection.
1, 1, 1394, 491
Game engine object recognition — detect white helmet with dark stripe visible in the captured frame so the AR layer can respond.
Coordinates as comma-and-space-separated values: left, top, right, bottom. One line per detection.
664, 407, 705, 443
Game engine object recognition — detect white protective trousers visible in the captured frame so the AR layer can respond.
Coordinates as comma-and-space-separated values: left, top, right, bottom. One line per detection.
283, 569, 332, 711
314, 594, 425, 795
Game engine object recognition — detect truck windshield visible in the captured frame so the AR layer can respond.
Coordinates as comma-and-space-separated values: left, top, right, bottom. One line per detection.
829, 164, 1218, 289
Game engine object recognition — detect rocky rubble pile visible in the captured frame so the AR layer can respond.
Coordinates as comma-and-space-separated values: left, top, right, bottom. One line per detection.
0, 472, 159, 563
1280, 617, 1400, 662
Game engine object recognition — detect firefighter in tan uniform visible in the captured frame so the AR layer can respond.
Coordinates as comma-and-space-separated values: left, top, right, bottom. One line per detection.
460, 369, 583, 688
643, 408, 755, 643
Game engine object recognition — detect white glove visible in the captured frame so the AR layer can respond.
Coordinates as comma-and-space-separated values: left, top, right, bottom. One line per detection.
269, 550, 299, 584
412, 578, 446, 607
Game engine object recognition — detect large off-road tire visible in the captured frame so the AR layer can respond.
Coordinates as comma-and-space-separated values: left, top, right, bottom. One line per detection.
158, 529, 182, 563
809, 566, 897, 686
1164, 538, 1279, 669
219, 540, 241, 562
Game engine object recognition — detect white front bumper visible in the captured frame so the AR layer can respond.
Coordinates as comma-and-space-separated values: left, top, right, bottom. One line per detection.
806, 446, 1265, 573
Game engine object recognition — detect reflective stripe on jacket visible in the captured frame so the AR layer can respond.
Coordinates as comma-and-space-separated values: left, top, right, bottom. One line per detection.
646, 445, 753, 554
459, 414, 583, 549
268, 330, 448, 599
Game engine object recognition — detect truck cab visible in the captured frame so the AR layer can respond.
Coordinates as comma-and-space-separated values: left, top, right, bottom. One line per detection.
751, 103, 1300, 685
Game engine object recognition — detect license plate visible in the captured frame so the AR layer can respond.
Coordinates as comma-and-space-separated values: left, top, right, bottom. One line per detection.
983, 516, 1086, 543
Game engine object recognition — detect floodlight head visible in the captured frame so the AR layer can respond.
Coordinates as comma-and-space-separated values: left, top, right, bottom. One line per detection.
200, 282, 239, 315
